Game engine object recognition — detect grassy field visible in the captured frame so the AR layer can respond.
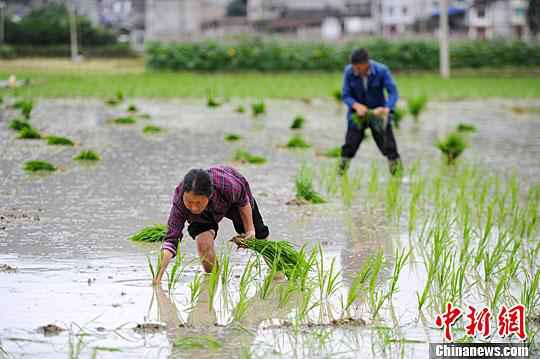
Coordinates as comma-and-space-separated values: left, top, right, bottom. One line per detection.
1, 59, 540, 99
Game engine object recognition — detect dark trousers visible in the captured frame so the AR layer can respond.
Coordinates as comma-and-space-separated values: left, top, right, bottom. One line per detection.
341, 115, 400, 161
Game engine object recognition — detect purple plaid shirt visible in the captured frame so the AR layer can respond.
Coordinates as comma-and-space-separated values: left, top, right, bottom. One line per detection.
162, 166, 254, 257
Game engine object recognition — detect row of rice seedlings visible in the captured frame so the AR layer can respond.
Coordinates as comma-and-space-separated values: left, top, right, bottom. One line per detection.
290, 115, 305, 130
142, 125, 162, 134
233, 148, 267, 164
286, 134, 311, 149
224, 133, 242, 142
294, 164, 326, 204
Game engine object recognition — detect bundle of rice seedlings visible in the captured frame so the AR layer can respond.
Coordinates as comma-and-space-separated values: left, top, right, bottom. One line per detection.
13, 99, 33, 118
129, 224, 167, 242
456, 123, 477, 133
47, 135, 74, 146
286, 134, 310, 149
251, 101, 266, 116
407, 95, 427, 122
224, 133, 241, 142
207, 96, 221, 108
233, 149, 267, 164
9, 118, 31, 131
113, 116, 136, 124
290, 115, 305, 130
235, 105, 245, 113
24, 160, 56, 173
143, 125, 162, 134
352, 111, 386, 133
295, 164, 325, 204
392, 106, 407, 129
436, 132, 467, 165
127, 104, 138, 113
105, 91, 124, 106
18, 126, 41, 139
74, 150, 100, 161
230, 236, 307, 279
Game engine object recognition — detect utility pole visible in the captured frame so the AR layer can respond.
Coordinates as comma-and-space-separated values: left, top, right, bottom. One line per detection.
0, 1, 5, 45
439, 0, 450, 78
67, 0, 79, 62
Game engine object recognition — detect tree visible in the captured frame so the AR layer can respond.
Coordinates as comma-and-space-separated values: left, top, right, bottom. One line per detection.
227, 0, 247, 17
528, 0, 540, 36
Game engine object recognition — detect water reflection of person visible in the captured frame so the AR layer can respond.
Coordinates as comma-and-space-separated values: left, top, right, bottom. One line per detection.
154, 275, 298, 357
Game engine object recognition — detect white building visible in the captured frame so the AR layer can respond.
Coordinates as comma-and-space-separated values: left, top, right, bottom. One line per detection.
467, 0, 529, 39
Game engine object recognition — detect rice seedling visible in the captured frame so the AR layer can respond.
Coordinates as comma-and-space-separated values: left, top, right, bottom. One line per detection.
9, 117, 31, 131
207, 96, 221, 108
333, 89, 342, 103
74, 150, 100, 161
290, 115, 305, 130
251, 101, 266, 116
147, 252, 163, 282
127, 104, 138, 113
142, 125, 162, 134
368, 251, 387, 318
174, 335, 222, 350
13, 98, 33, 118
233, 149, 267, 164
392, 106, 407, 129
407, 95, 427, 122
18, 126, 41, 139
286, 134, 311, 149
23, 160, 56, 173
367, 160, 379, 197
233, 258, 256, 321
235, 105, 245, 113
436, 132, 467, 165
456, 123, 477, 133
388, 248, 412, 300
296, 283, 318, 324
46, 135, 74, 146
224, 133, 242, 142
167, 247, 187, 293
385, 176, 402, 219
113, 116, 136, 124
322, 146, 341, 158
294, 164, 326, 204
207, 261, 220, 310
343, 258, 372, 314
129, 224, 166, 242
220, 252, 232, 288
188, 272, 202, 307
520, 270, 540, 318
105, 91, 124, 106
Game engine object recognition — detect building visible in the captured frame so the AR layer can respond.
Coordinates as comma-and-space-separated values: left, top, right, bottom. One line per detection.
467, 0, 529, 39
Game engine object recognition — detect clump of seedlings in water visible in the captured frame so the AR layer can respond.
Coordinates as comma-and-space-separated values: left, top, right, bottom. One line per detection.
235, 105, 245, 113
127, 104, 138, 113
292, 164, 325, 204
113, 116, 136, 124
105, 91, 124, 106
24, 160, 56, 173
392, 106, 407, 129
286, 134, 311, 149
333, 89, 342, 103
9, 117, 31, 132
47, 135, 74, 146
322, 146, 341, 158
224, 133, 241, 142
167, 247, 188, 293
13, 98, 33, 118
436, 132, 467, 164
18, 126, 41, 139
143, 125, 162, 134
456, 123, 476, 133
290, 115, 305, 130
233, 149, 266, 164
251, 101, 266, 116
74, 150, 100, 161
407, 95, 427, 122
129, 224, 166, 242
207, 95, 221, 108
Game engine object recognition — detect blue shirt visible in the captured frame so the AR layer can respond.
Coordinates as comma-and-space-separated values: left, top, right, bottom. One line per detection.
342, 60, 399, 127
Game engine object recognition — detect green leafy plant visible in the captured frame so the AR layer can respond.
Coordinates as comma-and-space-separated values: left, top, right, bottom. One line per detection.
74, 150, 100, 161
456, 123, 476, 133
24, 160, 56, 173
295, 164, 325, 204
225, 133, 242, 142
322, 146, 341, 158
106, 91, 124, 106
127, 104, 138, 113
392, 106, 407, 129
290, 115, 305, 130
129, 224, 166, 242
113, 116, 136, 124
9, 118, 31, 131
407, 95, 427, 122
333, 89, 342, 102
47, 135, 74, 146
143, 125, 162, 134
436, 132, 467, 164
13, 98, 33, 118
147, 252, 162, 282
235, 105, 245, 113
18, 126, 41, 139
251, 101, 266, 116
233, 149, 266, 164
207, 96, 221, 108
286, 134, 311, 149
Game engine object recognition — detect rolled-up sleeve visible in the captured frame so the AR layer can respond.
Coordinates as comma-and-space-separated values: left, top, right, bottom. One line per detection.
383, 67, 399, 110
162, 192, 186, 257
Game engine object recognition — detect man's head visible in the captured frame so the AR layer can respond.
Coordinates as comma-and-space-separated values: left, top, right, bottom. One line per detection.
350, 48, 370, 77
182, 169, 213, 214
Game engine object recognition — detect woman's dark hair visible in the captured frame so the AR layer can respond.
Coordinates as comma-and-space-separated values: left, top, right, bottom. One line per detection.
350, 48, 369, 64
182, 169, 213, 197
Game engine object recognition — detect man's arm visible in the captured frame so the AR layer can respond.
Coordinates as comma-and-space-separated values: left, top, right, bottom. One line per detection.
238, 201, 255, 239
383, 67, 399, 111
342, 69, 368, 116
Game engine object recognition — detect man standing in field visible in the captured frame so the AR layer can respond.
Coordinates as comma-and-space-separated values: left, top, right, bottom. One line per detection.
340, 48, 403, 175
153, 166, 269, 284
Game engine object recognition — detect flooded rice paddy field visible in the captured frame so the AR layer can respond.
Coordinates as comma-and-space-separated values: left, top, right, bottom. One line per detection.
0, 97, 539, 358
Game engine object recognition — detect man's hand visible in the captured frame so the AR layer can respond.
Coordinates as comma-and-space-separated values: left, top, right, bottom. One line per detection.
373, 107, 390, 118
352, 103, 368, 116
152, 249, 173, 286
243, 230, 256, 240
